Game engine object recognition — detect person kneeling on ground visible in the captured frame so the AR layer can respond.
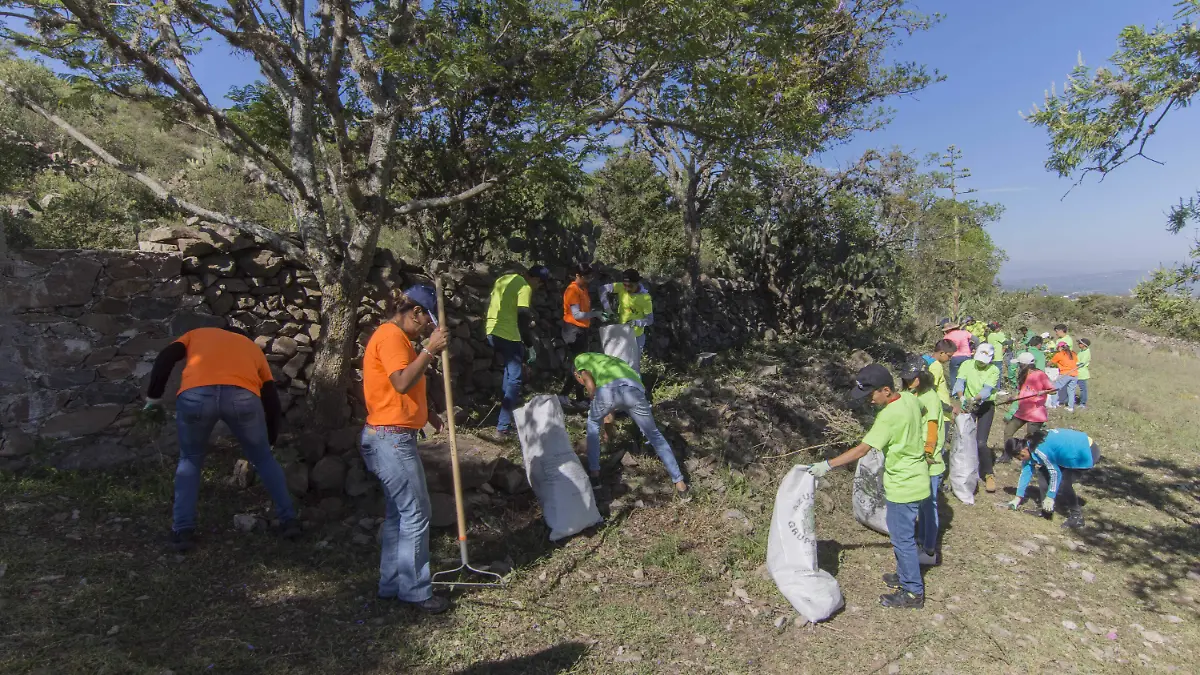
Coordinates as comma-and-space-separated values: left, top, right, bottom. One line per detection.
573, 352, 688, 495
145, 326, 299, 552
809, 364, 930, 610
360, 285, 451, 614
1004, 428, 1099, 529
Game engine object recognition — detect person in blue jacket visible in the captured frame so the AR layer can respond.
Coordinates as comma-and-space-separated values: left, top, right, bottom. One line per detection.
1002, 428, 1100, 529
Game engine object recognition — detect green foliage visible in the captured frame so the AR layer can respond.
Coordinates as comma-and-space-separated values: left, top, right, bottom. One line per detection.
589, 153, 688, 277
1134, 262, 1200, 338
982, 289, 1137, 329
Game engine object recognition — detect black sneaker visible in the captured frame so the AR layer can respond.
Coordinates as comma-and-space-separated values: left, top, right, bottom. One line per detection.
880, 589, 924, 609
170, 528, 196, 552
882, 572, 901, 589
589, 472, 602, 488
1061, 513, 1085, 529
405, 595, 451, 614
280, 519, 302, 540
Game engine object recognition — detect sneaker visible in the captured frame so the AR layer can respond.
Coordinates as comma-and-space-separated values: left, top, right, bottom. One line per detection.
407, 595, 451, 614
1061, 513, 1085, 529
880, 589, 924, 609
882, 572, 901, 589
170, 528, 196, 552
918, 549, 940, 567
280, 519, 302, 540
1066, 407, 1075, 413
674, 481, 690, 496
985, 474, 996, 493
996, 453, 1013, 465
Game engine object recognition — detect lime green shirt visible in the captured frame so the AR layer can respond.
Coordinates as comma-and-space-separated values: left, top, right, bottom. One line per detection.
486, 274, 532, 342
1055, 333, 1074, 350
861, 391, 931, 504
928, 359, 952, 418
1077, 348, 1091, 379
614, 284, 653, 337
961, 361, 1000, 402
574, 352, 643, 389
967, 321, 987, 339
987, 331, 1008, 360
916, 387, 946, 477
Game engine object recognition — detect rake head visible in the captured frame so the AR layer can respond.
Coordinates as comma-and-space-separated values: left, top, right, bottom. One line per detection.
431, 539, 505, 588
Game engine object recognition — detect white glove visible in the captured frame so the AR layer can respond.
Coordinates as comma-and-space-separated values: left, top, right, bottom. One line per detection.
808, 460, 832, 478
1041, 496, 1055, 513
1006, 497, 1022, 511
143, 397, 162, 410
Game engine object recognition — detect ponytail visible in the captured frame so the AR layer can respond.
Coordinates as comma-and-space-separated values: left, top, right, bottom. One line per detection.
385, 289, 422, 318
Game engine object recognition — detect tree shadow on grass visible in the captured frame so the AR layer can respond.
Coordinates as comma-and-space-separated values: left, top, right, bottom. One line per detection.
1074, 515, 1200, 609
452, 641, 589, 675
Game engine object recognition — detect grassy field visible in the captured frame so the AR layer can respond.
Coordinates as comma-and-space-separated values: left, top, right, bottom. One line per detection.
1, 333, 1198, 674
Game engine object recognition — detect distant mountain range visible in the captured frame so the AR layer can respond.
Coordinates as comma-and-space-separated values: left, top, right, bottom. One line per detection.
1000, 269, 1154, 296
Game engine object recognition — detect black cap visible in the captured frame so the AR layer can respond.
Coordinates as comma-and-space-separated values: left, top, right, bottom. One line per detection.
622, 268, 641, 283
850, 364, 894, 400
528, 265, 551, 281
899, 357, 927, 381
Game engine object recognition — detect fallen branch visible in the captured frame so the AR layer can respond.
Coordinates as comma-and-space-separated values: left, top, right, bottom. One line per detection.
757, 441, 838, 461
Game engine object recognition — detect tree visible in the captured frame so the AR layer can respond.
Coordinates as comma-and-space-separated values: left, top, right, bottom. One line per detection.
617, 0, 938, 303
588, 152, 689, 277
1026, 0, 1200, 332
0, 0, 674, 427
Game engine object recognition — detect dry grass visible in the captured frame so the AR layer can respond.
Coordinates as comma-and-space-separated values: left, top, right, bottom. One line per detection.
1, 334, 1198, 674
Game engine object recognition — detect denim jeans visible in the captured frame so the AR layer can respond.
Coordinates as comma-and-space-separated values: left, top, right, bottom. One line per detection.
1077, 379, 1089, 406
917, 474, 942, 554
948, 355, 971, 384
633, 333, 646, 374
360, 426, 432, 602
1056, 376, 1078, 409
173, 385, 295, 532
885, 500, 923, 595
586, 381, 683, 483
487, 335, 524, 432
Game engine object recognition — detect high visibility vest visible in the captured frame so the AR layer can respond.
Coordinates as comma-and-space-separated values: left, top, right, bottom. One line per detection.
615, 284, 653, 337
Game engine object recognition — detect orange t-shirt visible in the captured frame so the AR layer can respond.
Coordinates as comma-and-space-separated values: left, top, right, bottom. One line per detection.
1049, 351, 1079, 377
362, 322, 428, 428
176, 327, 273, 395
563, 280, 591, 328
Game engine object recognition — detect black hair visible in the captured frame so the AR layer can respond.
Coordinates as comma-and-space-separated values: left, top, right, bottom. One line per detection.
1079, 338, 1091, 347
385, 289, 424, 318
1003, 436, 1028, 459
574, 262, 593, 277
1054, 323, 1067, 332
1029, 336, 1043, 347
1027, 428, 1049, 448
1017, 362, 1034, 389
933, 338, 956, 353
901, 370, 934, 394
1017, 326, 1028, 334
622, 268, 641, 283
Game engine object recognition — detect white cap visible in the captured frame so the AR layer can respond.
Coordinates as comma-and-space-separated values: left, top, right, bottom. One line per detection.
974, 342, 995, 364
1041, 332, 1051, 339
1015, 352, 1035, 366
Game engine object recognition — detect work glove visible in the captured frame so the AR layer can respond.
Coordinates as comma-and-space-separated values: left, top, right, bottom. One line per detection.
1041, 496, 1055, 513
143, 397, 162, 411
525, 346, 538, 365
1006, 497, 1022, 511
808, 460, 832, 478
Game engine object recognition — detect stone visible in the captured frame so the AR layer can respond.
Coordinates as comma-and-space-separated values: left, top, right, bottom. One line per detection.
411, 435, 506, 493
197, 253, 238, 277
138, 242, 177, 253
272, 336, 298, 357
297, 435, 326, 464
93, 298, 130, 314
200, 223, 255, 252
326, 427, 360, 455
169, 312, 226, 335
763, 328, 778, 342
130, 297, 177, 321
490, 467, 531, 495
756, 365, 779, 377
105, 278, 153, 299
105, 258, 148, 280
318, 496, 343, 516
311, 456, 346, 493
429, 492, 457, 527
352, 532, 372, 545
285, 463, 309, 495
696, 352, 718, 367
237, 250, 284, 277
232, 459, 255, 488
143, 225, 198, 243
233, 514, 258, 532
0, 429, 35, 458
40, 405, 122, 438
79, 381, 139, 405
40, 368, 97, 389
1, 257, 102, 310
1081, 570, 1096, 583
205, 287, 235, 316
118, 335, 170, 357
846, 349, 874, 371
176, 238, 215, 257
345, 466, 372, 497
151, 278, 189, 299
79, 313, 126, 336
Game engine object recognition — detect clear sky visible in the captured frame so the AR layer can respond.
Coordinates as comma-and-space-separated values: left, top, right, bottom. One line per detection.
821, 0, 1200, 280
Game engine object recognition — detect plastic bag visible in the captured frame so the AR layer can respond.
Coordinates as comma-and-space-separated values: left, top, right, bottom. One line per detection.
600, 324, 640, 372
949, 413, 979, 504
852, 449, 889, 534
515, 395, 603, 541
767, 465, 845, 623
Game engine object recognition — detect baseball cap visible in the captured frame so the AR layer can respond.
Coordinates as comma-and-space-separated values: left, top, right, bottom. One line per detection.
1041, 332, 1051, 339
974, 342, 995, 364
937, 317, 958, 330
962, 315, 975, 324
622, 268, 642, 283
403, 284, 439, 326
850, 363, 894, 400
1015, 352, 1035, 366
528, 265, 551, 281
900, 357, 927, 381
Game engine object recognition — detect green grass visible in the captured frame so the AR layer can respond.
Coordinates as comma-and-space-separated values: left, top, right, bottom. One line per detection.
2, 332, 1199, 674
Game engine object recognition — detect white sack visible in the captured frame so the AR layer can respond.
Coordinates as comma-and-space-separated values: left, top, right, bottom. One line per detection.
949, 413, 979, 505
852, 449, 889, 535
600, 324, 641, 372
767, 465, 844, 623
515, 395, 603, 541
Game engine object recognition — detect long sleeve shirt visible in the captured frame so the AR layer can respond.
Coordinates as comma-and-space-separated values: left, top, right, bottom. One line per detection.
1015, 429, 1097, 499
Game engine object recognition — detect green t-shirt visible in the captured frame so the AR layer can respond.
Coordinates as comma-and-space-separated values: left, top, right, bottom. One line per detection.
961, 361, 1000, 402
486, 274, 532, 342
1055, 333, 1074, 350
916, 387, 946, 477
1077, 348, 1091, 379
861, 391, 931, 504
987, 331, 1008, 359
928, 359, 952, 415
574, 352, 643, 390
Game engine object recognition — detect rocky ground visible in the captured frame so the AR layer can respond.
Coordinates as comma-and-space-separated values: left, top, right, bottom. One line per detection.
1, 332, 1197, 674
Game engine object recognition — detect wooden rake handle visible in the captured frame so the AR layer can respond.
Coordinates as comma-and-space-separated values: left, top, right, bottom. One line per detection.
434, 278, 469, 542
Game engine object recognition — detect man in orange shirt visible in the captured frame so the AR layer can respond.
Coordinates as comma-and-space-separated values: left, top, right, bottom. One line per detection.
360, 285, 450, 614
560, 263, 602, 406
145, 326, 298, 552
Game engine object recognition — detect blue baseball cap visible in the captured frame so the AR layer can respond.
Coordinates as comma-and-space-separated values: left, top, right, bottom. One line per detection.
403, 284, 439, 326
529, 265, 551, 281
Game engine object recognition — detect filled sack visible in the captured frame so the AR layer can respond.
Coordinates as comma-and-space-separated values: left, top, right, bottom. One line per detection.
949, 413, 979, 505
767, 465, 845, 623
515, 395, 603, 541
852, 449, 889, 534
600, 324, 641, 372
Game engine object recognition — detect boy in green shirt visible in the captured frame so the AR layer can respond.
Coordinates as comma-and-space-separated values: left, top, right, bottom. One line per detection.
1053, 324, 1074, 350
901, 359, 947, 568
953, 343, 1001, 493
810, 364, 929, 609
486, 266, 550, 435
1076, 338, 1091, 409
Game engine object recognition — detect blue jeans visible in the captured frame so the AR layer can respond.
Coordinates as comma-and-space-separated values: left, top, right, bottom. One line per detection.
948, 355, 970, 384
173, 385, 295, 532
360, 426, 432, 602
1077, 379, 1089, 406
885, 500, 923, 596
1057, 375, 1078, 409
487, 335, 524, 432
586, 381, 683, 483
918, 474, 943, 554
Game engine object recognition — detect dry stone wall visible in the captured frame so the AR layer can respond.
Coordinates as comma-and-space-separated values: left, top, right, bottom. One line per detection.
0, 221, 777, 475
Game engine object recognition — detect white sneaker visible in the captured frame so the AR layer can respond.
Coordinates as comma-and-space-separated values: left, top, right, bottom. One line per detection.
1066, 407, 1075, 413
918, 550, 940, 566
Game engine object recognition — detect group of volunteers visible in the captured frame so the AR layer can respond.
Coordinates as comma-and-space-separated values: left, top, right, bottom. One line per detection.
804, 315, 1100, 609
144, 262, 679, 615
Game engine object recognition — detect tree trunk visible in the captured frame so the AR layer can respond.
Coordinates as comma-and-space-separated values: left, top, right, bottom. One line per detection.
306, 276, 361, 430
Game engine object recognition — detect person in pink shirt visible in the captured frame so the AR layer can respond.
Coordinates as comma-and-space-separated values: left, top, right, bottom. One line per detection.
939, 318, 974, 383
1001, 351, 1057, 449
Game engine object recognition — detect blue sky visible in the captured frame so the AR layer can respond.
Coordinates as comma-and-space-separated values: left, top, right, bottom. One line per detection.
820, 0, 1199, 280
